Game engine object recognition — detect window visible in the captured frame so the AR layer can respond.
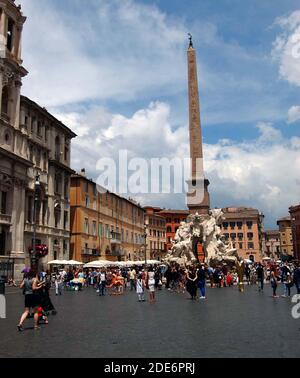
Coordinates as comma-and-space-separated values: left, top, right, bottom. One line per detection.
230, 233, 236, 240
167, 218, 171, 223
239, 242, 243, 249
7, 18, 14, 52
42, 200, 47, 225
37, 122, 42, 137
24, 115, 29, 126
98, 223, 103, 237
104, 224, 108, 238
31, 117, 35, 133
93, 185, 97, 197
248, 242, 254, 249
55, 136, 60, 161
85, 196, 90, 208
238, 233, 243, 241
230, 222, 236, 229
246, 221, 253, 229
54, 203, 61, 228
223, 222, 228, 230
1, 86, 9, 115
55, 173, 61, 194
223, 233, 229, 240
64, 179, 69, 200
64, 146, 69, 162
84, 218, 89, 234
64, 211, 68, 229
1, 191, 7, 214
43, 153, 47, 171
92, 221, 97, 236
247, 232, 254, 240
167, 226, 172, 233
85, 181, 89, 193
36, 149, 41, 167
45, 126, 48, 141
237, 222, 243, 229
29, 146, 33, 162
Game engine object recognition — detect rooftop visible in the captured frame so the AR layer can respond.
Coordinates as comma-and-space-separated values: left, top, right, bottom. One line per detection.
21, 96, 77, 138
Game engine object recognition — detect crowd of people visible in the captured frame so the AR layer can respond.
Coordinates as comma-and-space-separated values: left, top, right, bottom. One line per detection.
16, 260, 300, 332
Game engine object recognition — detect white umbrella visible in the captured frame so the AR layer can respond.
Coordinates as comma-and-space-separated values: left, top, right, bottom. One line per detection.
47, 260, 67, 265
83, 260, 112, 268
262, 257, 271, 261
65, 260, 84, 266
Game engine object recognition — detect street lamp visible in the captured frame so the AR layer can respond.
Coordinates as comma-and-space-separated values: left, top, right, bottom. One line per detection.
31, 174, 41, 270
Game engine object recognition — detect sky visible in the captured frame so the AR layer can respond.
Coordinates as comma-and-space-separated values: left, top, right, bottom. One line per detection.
17, 0, 300, 228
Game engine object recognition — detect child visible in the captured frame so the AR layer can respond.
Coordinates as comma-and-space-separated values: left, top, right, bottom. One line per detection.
136, 274, 145, 302
38, 306, 49, 325
226, 272, 233, 287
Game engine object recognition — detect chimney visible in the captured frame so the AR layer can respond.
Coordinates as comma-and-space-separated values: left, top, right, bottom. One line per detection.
80, 168, 86, 176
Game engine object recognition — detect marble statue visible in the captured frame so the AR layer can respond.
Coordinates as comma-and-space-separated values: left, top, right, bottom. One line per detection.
164, 209, 239, 266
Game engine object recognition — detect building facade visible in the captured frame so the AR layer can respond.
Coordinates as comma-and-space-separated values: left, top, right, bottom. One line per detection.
0, 1, 76, 279
289, 205, 300, 261
144, 206, 166, 261
70, 171, 145, 263
220, 207, 264, 261
158, 209, 190, 252
262, 230, 280, 259
277, 216, 294, 257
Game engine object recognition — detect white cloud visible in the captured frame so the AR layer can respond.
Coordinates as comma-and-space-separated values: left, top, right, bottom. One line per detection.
19, 0, 188, 107
56, 102, 300, 227
256, 122, 282, 143
287, 105, 300, 123
272, 11, 300, 86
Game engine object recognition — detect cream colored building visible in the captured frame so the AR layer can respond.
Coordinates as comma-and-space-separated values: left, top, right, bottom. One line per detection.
262, 230, 281, 259
221, 207, 264, 261
0, 1, 76, 279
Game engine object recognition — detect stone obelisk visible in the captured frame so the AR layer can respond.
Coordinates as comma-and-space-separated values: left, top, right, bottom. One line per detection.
186, 34, 210, 214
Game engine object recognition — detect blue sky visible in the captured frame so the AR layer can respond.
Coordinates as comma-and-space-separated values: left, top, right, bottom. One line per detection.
18, 0, 300, 228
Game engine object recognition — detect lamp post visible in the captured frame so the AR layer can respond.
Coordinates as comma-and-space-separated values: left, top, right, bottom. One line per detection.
31, 174, 41, 270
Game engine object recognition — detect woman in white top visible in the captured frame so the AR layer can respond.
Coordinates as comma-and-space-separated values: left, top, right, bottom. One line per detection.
136, 274, 145, 302
147, 267, 156, 303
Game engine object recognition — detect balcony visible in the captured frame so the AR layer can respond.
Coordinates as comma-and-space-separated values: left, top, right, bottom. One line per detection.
110, 232, 121, 245
82, 248, 100, 257
0, 113, 10, 123
0, 213, 12, 226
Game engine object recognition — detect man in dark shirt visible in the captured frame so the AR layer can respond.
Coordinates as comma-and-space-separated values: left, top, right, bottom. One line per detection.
256, 263, 265, 292
294, 263, 300, 294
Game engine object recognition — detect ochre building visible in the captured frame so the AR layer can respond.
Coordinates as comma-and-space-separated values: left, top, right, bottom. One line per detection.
70, 170, 145, 263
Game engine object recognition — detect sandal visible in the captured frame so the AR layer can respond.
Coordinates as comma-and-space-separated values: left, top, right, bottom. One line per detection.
17, 324, 24, 332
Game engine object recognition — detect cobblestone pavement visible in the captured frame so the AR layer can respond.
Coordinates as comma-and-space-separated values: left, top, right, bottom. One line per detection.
0, 284, 299, 358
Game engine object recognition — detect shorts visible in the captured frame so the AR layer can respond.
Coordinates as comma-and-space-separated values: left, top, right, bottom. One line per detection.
25, 294, 40, 309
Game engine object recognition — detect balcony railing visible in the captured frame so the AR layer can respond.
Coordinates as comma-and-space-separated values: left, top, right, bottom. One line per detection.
1, 113, 10, 123
82, 248, 100, 256
110, 232, 121, 244
0, 213, 12, 225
